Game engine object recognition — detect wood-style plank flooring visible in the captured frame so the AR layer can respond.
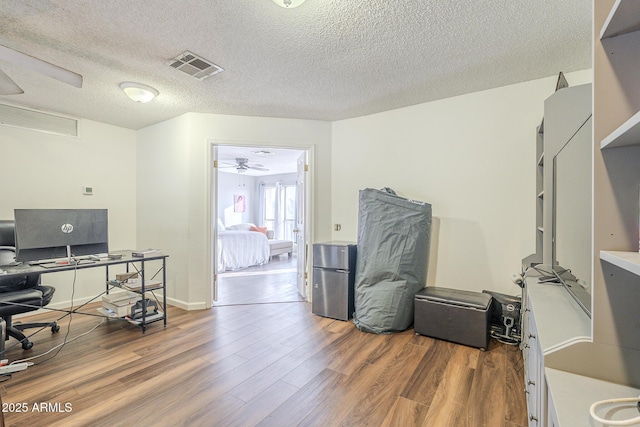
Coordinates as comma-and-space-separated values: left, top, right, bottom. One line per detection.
215, 255, 302, 306
1, 264, 527, 426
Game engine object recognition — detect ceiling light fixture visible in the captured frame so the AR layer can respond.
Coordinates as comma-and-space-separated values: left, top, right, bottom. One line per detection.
272, 0, 306, 8
119, 82, 159, 103
251, 149, 275, 156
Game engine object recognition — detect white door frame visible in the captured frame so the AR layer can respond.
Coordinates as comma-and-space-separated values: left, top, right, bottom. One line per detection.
295, 151, 308, 299
205, 140, 314, 308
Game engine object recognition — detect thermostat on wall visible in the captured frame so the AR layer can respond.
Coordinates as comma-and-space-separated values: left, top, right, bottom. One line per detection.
83, 186, 94, 195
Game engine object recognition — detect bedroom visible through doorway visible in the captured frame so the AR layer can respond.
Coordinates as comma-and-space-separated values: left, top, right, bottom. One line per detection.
213, 145, 308, 306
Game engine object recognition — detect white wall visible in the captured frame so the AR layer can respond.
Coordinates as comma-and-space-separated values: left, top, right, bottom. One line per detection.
137, 113, 332, 309
259, 172, 298, 186
216, 172, 298, 228
136, 115, 191, 307
217, 172, 257, 226
331, 70, 592, 296
0, 119, 137, 307
2, 70, 593, 310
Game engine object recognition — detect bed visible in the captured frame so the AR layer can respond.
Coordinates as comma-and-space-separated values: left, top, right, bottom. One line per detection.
217, 229, 270, 272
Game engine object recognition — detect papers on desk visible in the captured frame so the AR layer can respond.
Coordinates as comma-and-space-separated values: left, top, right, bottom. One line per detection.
107, 276, 162, 292
121, 280, 162, 291
97, 307, 120, 318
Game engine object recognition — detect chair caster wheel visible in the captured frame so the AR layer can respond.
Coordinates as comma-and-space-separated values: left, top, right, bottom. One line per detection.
51, 324, 60, 333
21, 340, 33, 350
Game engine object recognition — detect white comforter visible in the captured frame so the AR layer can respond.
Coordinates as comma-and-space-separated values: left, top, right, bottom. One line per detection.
217, 230, 270, 271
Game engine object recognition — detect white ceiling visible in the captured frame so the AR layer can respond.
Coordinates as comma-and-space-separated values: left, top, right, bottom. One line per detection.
0, 0, 592, 131
217, 146, 304, 176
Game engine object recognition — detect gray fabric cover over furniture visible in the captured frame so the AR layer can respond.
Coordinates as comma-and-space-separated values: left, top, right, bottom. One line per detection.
353, 188, 432, 334
414, 287, 492, 350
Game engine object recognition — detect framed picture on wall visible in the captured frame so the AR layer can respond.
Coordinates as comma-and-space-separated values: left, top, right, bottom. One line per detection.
234, 194, 246, 213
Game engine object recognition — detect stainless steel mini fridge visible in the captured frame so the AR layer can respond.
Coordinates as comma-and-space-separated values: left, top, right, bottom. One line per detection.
312, 242, 357, 321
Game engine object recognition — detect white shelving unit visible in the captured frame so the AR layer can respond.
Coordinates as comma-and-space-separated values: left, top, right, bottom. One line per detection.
522, 83, 592, 427
600, 110, 640, 149
520, 3, 640, 425
594, 0, 640, 387
600, 0, 640, 39
534, 120, 545, 263
545, 368, 640, 427
600, 250, 640, 276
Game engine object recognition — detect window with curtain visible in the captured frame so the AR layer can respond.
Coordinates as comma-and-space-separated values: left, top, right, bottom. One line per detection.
283, 184, 296, 241
261, 182, 296, 240
263, 186, 276, 232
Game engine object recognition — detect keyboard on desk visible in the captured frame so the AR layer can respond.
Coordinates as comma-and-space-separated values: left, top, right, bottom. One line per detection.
28, 254, 104, 266
28, 257, 70, 266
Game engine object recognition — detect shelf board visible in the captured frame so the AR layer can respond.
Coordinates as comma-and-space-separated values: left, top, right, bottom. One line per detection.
537, 227, 544, 233
526, 279, 591, 353
600, 250, 640, 276
537, 190, 544, 199
125, 312, 165, 325
546, 368, 640, 427
537, 153, 544, 166
600, 0, 640, 40
600, 110, 640, 149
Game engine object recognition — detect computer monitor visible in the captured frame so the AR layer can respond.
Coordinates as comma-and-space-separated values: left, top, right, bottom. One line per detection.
14, 209, 108, 263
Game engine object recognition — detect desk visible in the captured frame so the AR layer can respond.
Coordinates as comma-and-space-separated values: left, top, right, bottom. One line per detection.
1, 250, 168, 333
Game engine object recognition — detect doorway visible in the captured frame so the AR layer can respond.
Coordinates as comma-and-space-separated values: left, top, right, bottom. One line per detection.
211, 144, 310, 307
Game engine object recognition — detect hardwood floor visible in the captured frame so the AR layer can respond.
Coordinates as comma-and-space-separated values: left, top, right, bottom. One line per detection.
215, 255, 303, 306
1, 301, 527, 426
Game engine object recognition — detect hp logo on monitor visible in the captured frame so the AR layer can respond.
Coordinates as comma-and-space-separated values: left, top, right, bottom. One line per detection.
61, 223, 74, 234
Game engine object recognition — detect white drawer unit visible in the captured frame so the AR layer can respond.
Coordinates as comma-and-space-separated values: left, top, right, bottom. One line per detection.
522, 278, 590, 426
522, 293, 545, 426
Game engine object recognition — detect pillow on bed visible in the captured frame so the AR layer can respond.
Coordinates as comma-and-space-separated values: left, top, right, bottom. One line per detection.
226, 223, 254, 231
250, 225, 268, 235
217, 218, 226, 231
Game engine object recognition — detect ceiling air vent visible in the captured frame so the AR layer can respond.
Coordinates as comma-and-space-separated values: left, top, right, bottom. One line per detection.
0, 103, 78, 136
167, 51, 224, 80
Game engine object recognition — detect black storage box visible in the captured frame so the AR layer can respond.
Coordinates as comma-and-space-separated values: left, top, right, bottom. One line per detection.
414, 287, 492, 350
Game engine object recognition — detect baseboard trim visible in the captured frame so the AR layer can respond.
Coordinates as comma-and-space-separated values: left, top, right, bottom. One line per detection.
164, 297, 207, 311
14, 295, 208, 319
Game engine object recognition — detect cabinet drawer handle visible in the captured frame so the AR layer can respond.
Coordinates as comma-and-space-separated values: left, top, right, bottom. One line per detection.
529, 333, 537, 339
530, 415, 538, 422
527, 380, 536, 386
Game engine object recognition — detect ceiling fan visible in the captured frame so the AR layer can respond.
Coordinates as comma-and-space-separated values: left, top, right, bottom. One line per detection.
0, 44, 83, 95
220, 158, 269, 173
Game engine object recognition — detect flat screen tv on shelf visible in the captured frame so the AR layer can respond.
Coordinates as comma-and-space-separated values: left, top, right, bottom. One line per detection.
552, 117, 592, 317
14, 209, 108, 263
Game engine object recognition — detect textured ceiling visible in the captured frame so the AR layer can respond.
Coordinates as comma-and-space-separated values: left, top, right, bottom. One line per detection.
0, 0, 592, 130
217, 146, 304, 176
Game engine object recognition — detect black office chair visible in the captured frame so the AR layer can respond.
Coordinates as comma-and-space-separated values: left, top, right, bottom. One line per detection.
0, 220, 59, 350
